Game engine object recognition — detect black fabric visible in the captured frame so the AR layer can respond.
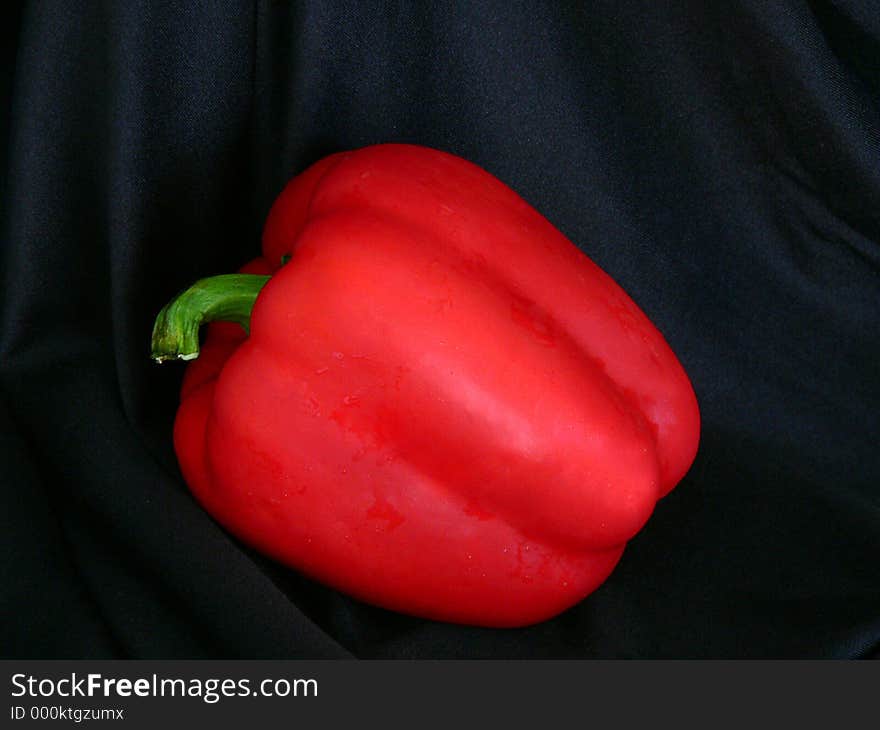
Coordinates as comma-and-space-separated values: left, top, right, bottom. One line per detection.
2, 0, 878, 659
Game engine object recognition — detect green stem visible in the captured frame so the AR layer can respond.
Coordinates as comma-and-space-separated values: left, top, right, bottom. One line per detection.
150, 274, 271, 363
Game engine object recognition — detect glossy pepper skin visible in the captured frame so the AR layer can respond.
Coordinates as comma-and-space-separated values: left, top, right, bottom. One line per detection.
154, 144, 700, 627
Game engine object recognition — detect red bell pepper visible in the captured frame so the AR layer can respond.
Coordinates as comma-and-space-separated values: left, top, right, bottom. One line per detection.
151, 143, 700, 627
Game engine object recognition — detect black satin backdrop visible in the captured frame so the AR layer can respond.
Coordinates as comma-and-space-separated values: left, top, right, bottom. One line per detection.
2, 1, 878, 659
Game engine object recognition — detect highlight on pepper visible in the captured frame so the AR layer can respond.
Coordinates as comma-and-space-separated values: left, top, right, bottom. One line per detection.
151, 143, 700, 627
